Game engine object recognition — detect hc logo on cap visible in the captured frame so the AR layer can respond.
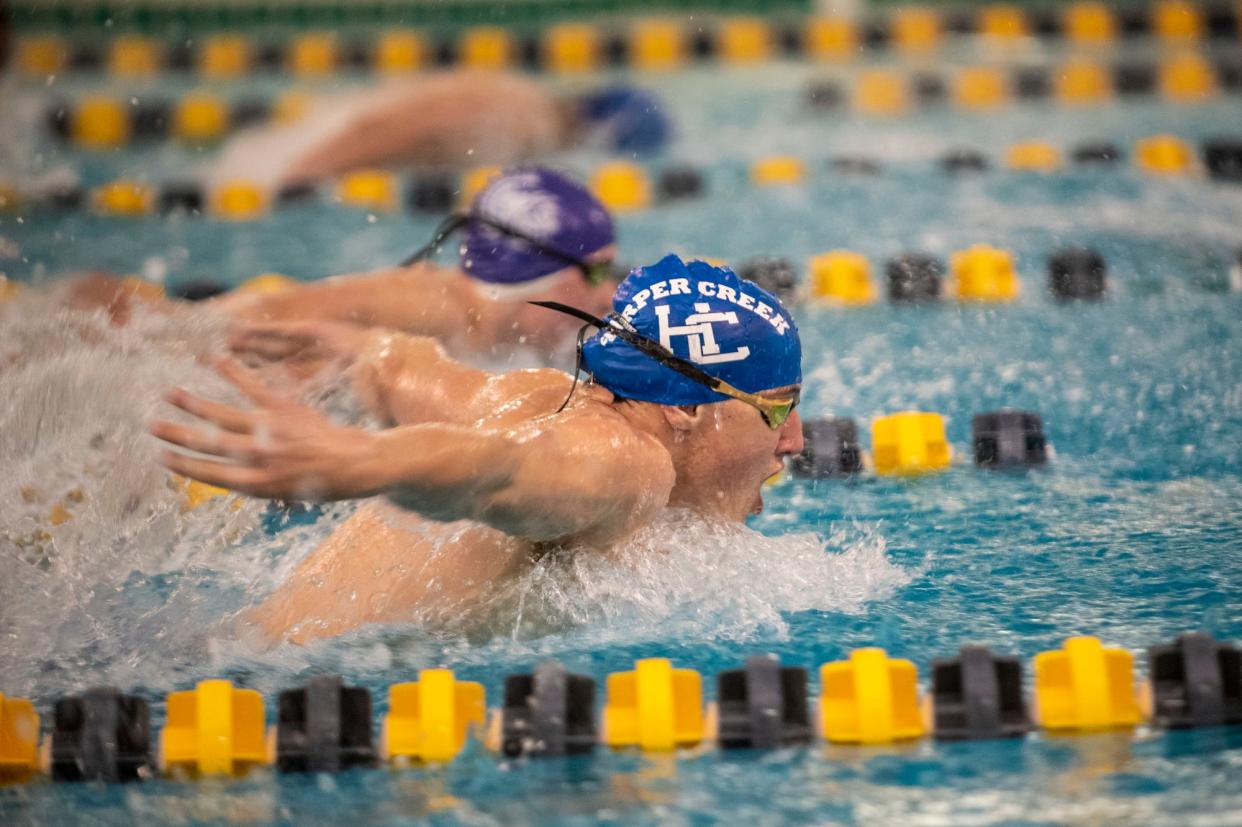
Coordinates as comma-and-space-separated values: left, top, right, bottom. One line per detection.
655, 303, 751, 365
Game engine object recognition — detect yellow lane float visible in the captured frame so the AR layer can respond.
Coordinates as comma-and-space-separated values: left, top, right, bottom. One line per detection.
891, 8, 941, 54
173, 93, 230, 144
955, 66, 1009, 110
1034, 636, 1144, 732
199, 35, 251, 78
808, 251, 876, 304
950, 244, 1020, 301
1152, 0, 1203, 42
108, 36, 161, 77
375, 30, 426, 74
591, 162, 651, 211
820, 648, 926, 744
1135, 134, 1195, 175
855, 70, 909, 115
92, 181, 155, 216
287, 33, 338, 76
459, 26, 513, 70
603, 658, 704, 751
459, 165, 502, 207
1006, 141, 1062, 172
211, 181, 268, 220
1055, 60, 1113, 104
805, 16, 857, 61
382, 670, 485, 763
16, 35, 68, 76
1063, 2, 1116, 44
71, 96, 130, 150
751, 156, 807, 186
337, 170, 399, 211
719, 17, 771, 64
871, 412, 952, 476
629, 19, 684, 71
0, 692, 39, 782
978, 5, 1028, 41
1159, 53, 1216, 102
160, 680, 267, 777
544, 23, 601, 73
235, 273, 297, 295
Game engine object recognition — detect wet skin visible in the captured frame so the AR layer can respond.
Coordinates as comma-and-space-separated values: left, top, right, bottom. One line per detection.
150, 329, 802, 644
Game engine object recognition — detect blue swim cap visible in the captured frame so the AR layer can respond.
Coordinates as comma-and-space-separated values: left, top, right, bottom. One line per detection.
581, 254, 802, 405
579, 86, 670, 156
461, 167, 614, 286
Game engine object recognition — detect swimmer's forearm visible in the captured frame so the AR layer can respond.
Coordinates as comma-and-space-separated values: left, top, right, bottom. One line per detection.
377, 425, 522, 521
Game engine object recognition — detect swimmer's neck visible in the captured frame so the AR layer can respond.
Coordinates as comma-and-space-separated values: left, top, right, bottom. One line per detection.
601, 388, 743, 522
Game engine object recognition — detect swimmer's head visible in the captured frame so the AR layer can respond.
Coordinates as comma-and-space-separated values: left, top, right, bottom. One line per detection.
401, 167, 616, 289
581, 254, 802, 407
538, 254, 803, 520
460, 167, 616, 287
577, 86, 670, 156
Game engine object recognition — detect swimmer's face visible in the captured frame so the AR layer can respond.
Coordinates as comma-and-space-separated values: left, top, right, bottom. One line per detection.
677, 385, 804, 521
513, 244, 619, 347
550, 243, 619, 316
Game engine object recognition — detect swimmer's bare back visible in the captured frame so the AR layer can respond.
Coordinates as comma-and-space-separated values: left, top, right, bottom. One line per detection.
152, 329, 676, 644
209, 71, 572, 195
246, 501, 532, 645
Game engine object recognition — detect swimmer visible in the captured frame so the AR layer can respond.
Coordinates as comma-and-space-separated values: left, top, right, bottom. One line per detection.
209, 73, 668, 197
150, 253, 804, 644
220, 166, 620, 365
54, 168, 618, 365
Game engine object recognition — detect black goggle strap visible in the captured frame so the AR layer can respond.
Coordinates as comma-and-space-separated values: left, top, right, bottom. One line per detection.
553, 323, 592, 415
400, 214, 605, 287
529, 301, 794, 418
398, 213, 468, 267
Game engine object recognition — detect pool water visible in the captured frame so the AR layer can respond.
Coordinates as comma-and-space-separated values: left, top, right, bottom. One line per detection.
3, 50, 1242, 825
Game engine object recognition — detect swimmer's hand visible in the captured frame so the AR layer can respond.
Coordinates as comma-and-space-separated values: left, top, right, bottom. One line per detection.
229, 320, 372, 377
150, 358, 387, 500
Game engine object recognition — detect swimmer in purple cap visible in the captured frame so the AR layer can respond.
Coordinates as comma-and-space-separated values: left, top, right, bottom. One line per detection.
152, 254, 804, 644
224, 166, 620, 367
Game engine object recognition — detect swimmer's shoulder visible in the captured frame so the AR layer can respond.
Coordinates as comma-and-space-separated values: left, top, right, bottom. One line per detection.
562, 386, 676, 486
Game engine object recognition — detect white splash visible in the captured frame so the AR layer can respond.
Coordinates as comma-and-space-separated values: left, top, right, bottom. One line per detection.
0, 294, 911, 699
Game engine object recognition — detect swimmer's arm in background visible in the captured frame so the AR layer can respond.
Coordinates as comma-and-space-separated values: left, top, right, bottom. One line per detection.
279, 72, 569, 181
213, 263, 478, 340
230, 323, 571, 427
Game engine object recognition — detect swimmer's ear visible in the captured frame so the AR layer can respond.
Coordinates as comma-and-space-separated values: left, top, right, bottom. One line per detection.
660, 404, 703, 434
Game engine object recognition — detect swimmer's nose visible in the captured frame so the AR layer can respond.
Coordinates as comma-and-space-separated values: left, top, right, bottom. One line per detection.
777, 409, 804, 457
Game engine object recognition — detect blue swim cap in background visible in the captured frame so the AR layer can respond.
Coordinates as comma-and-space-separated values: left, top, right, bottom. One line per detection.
582, 254, 802, 406
461, 167, 615, 285
578, 86, 671, 156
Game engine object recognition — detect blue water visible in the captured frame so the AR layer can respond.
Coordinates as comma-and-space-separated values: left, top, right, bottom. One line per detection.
3, 54, 1242, 824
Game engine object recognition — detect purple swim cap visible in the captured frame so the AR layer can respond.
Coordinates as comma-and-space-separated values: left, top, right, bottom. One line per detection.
460, 167, 615, 285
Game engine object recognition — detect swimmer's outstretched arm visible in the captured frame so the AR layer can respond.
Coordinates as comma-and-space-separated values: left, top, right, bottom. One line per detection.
209, 72, 567, 193
151, 358, 672, 544
214, 264, 483, 342
229, 324, 569, 427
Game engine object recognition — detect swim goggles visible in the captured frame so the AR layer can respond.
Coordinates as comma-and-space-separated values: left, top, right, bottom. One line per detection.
532, 300, 800, 431
400, 213, 616, 286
